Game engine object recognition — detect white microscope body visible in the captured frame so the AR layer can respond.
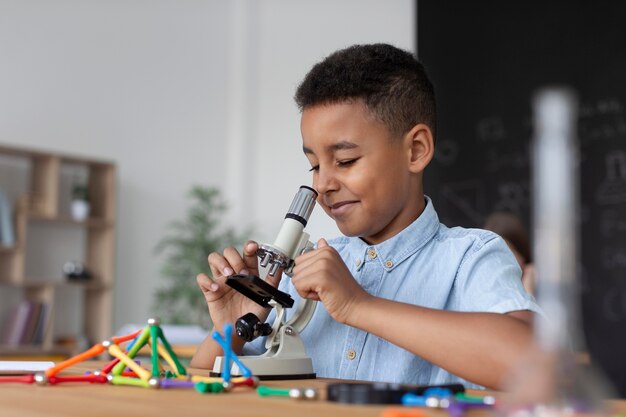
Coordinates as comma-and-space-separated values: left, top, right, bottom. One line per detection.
212, 186, 318, 379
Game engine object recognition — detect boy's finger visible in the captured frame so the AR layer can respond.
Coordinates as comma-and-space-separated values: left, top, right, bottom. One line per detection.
242, 240, 259, 273
207, 252, 235, 281
197, 273, 219, 293
223, 246, 248, 275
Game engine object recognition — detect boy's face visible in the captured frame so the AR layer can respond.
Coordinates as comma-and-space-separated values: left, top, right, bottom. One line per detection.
301, 100, 423, 244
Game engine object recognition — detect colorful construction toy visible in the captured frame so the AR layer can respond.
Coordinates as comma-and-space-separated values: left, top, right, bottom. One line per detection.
0, 318, 259, 395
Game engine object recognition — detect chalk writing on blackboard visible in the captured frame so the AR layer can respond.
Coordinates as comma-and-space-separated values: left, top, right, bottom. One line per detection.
600, 209, 626, 238
493, 181, 529, 214
579, 98, 626, 144
595, 150, 626, 205
433, 139, 459, 166
476, 116, 506, 143
485, 148, 529, 173
601, 247, 626, 271
579, 98, 622, 118
603, 286, 626, 322
440, 180, 485, 225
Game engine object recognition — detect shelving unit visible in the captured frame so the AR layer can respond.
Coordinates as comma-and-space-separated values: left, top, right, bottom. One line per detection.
0, 144, 116, 358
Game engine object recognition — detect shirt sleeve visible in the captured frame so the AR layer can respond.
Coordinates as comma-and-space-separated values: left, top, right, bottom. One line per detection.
456, 234, 542, 315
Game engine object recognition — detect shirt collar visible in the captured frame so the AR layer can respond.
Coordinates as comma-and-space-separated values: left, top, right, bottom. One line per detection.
351, 196, 440, 272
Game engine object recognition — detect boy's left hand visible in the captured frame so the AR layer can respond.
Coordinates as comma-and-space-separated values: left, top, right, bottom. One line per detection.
291, 238, 370, 324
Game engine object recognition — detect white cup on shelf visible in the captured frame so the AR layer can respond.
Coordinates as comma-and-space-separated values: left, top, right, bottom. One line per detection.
70, 199, 90, 221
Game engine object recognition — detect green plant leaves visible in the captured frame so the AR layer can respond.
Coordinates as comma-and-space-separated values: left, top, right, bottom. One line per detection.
152, 185, 248, 328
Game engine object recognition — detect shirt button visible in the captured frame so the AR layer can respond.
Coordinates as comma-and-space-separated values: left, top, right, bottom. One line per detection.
367, 249, 377, 259
385, 260, 394, 268
355, 259, 361, 267
346, 349, 357, 360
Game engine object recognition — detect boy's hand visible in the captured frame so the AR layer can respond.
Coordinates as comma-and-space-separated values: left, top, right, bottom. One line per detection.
291, 238, 371, 324
197, 240, 282, 330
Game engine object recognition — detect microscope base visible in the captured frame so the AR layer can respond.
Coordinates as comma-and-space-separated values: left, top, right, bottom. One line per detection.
211, 356, 316, 380
209, 371, 316, 380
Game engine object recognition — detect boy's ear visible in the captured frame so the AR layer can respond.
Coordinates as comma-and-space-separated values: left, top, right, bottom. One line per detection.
405, 123, 435, 173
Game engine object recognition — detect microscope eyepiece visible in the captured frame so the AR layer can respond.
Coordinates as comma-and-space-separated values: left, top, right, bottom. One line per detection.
256, 185, 318, 277
285, 186, 318, 227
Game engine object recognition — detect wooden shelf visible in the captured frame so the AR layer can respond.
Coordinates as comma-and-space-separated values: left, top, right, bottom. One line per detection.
0, 344, 74, 360
28, 214, 113, 228
0, 144, 113, 167
0, 245, 17, 254
0, 143, 116, 358
0, 280, 112, 291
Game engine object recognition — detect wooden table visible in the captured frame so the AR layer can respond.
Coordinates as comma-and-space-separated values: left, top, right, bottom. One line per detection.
0, 361, 623, 417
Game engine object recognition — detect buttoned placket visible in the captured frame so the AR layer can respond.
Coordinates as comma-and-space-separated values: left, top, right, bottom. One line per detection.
338, 246, 386, 379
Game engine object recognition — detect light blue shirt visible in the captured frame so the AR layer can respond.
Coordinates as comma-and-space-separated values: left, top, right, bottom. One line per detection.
246, 197, 540, 388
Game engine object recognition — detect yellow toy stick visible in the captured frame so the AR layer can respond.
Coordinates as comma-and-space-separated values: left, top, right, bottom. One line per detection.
191, 375, 248, 384
156, 343, 180, 376
107, 344, 151, 381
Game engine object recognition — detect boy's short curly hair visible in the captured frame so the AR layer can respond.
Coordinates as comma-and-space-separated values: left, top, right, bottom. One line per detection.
294, 43, 436, 139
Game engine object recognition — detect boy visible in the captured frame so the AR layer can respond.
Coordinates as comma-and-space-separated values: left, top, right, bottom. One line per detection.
191, 43, 540, 390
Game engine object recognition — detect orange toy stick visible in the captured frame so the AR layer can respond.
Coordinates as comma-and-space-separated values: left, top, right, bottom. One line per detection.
380, 409, 426, 417
112, 329, 142, 345
45, 344, 106, 377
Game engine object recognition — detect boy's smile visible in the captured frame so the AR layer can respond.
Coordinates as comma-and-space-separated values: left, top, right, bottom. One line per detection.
301, 100, 426, 245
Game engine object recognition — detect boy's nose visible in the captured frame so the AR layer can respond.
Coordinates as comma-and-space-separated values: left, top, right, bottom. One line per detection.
314, 168, 338, 195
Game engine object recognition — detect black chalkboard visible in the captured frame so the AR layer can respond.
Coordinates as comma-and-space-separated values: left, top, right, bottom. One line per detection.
418, 0, 626, 396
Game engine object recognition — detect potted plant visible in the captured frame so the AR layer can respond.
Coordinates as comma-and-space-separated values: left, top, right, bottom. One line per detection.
152, 185, 247, 328
70, 183, 90, 221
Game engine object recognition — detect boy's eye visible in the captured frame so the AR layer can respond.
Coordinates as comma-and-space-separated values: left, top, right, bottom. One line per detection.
337, 158, 358, 167
308, 165, 319, 172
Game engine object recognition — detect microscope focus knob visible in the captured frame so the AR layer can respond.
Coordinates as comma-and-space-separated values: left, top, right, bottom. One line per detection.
235, 313, 273, 342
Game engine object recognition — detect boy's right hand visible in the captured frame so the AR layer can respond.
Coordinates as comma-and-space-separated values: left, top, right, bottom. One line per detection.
197, 240, 282, 331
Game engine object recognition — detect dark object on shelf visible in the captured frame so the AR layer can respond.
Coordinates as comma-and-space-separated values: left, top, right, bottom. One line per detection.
63, 261, 91, 281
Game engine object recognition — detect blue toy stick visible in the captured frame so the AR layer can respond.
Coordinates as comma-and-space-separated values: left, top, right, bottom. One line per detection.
211, 324, 252, 380
125, 334, 139, 352
211, 328, 231, 382
227, 350, 252, 378
223, 323, 232, 382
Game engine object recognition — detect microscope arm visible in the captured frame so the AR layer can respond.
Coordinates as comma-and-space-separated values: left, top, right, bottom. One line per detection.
286, 298, 317, 334
284, 234, 317, 334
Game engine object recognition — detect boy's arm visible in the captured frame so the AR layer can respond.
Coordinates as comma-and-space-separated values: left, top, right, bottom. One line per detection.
348, 296, 533, 389
291, 238, 535, 390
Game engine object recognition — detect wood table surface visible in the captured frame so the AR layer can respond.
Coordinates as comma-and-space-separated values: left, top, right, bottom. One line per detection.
0, 360, 623, 417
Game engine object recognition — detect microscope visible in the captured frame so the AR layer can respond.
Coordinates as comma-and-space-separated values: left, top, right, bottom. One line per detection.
211, 185, 318, 379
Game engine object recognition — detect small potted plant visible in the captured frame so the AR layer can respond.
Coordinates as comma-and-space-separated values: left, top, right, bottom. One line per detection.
153, 185, 247, 328
71, 183, 90, 221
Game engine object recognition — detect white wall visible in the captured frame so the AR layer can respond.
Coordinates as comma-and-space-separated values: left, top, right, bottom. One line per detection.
0, 0, 415, 332
241, 0, 416, 244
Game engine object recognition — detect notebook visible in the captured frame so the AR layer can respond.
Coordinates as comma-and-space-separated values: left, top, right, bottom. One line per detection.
0, 361, 54, 375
